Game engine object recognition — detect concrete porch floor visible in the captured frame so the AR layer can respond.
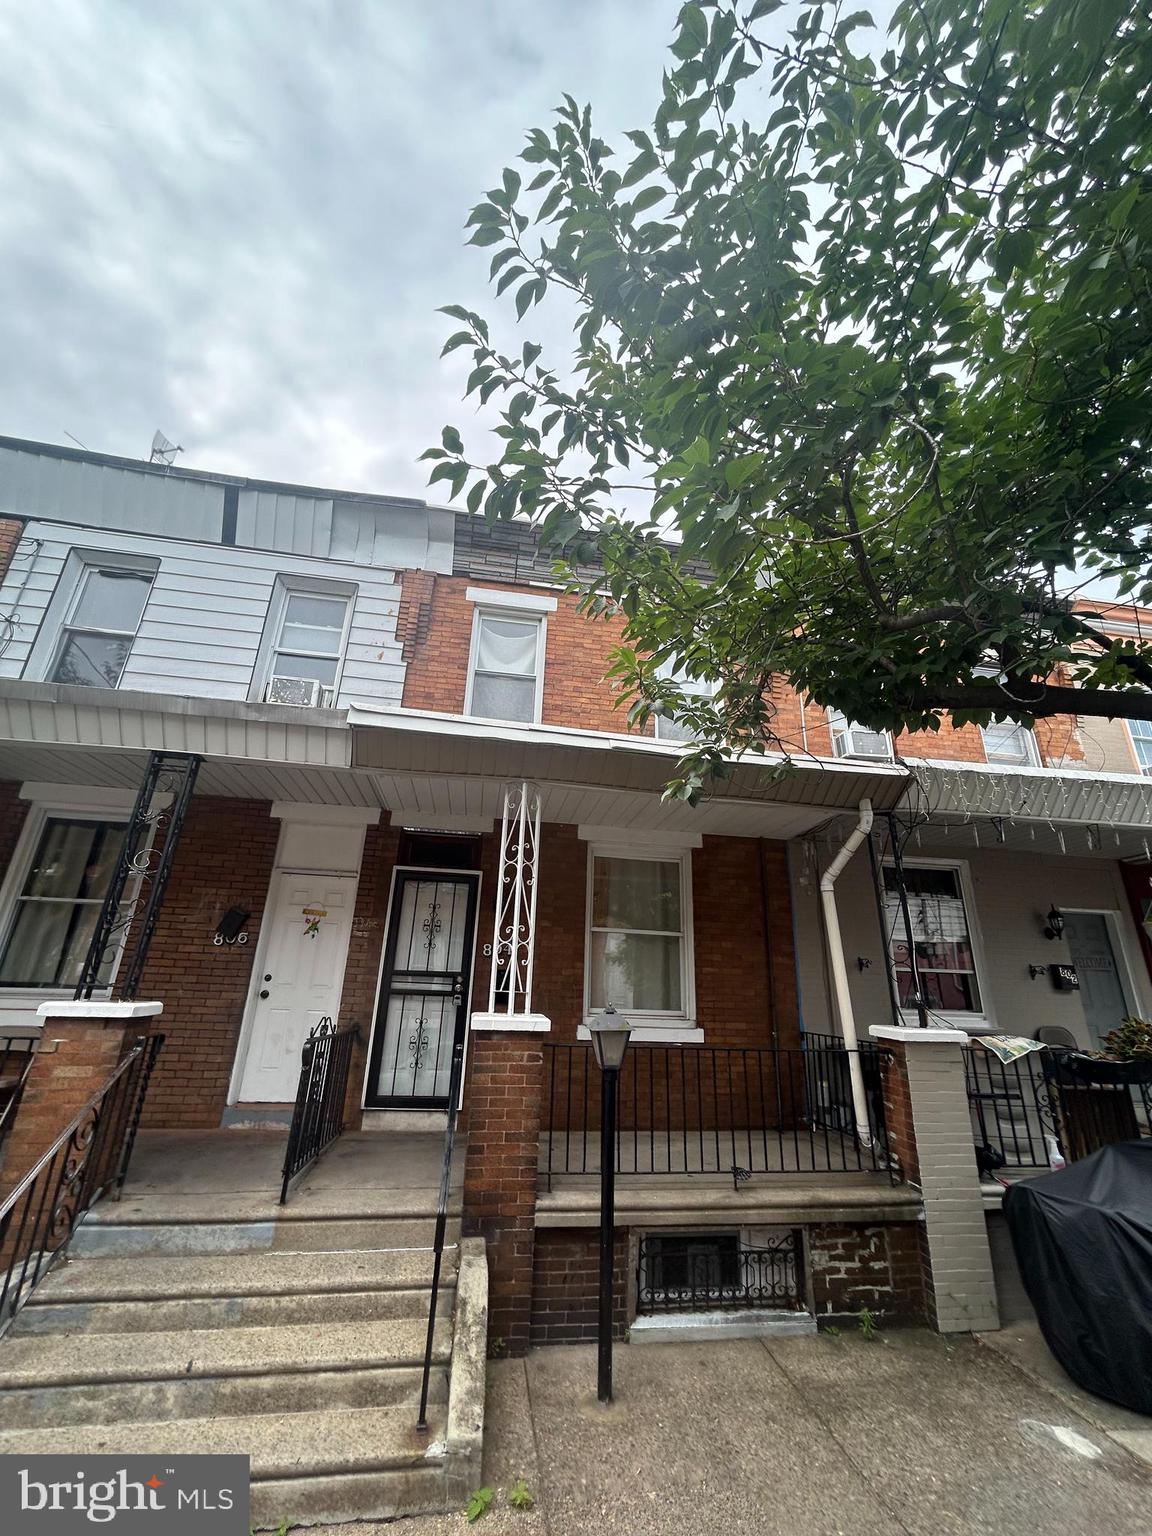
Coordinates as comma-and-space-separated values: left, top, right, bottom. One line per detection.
120, 1130, 461, 1219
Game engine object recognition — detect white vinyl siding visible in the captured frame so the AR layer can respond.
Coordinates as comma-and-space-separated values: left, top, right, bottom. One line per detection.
1, 522, 405, 709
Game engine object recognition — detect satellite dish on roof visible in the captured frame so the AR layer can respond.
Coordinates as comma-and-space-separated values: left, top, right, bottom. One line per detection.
149, 430, 183, 466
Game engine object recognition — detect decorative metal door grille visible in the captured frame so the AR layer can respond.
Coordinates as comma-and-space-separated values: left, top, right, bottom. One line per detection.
366, 870, 479, 1108
636, 1230, 804, 1314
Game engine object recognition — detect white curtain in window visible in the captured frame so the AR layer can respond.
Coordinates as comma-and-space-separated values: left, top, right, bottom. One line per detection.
476, 617, 538, 675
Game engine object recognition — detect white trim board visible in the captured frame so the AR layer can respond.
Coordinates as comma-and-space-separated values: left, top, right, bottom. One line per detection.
465, 586, 557, 614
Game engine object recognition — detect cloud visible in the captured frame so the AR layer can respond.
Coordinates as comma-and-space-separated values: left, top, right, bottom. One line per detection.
0, 0, 681, 494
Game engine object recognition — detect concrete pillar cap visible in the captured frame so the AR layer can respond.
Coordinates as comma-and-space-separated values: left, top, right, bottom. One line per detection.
869, 1024, 969, 1044
36, 1001, 164, 1020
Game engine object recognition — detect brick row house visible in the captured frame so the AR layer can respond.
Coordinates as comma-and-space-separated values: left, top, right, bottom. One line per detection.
0, 432, 1151, 1355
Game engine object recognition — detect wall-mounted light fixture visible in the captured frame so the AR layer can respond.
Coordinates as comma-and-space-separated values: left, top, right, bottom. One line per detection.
1028, 964, 1047, 981
856, 957, 872, 972
1042, 906, 1065, 942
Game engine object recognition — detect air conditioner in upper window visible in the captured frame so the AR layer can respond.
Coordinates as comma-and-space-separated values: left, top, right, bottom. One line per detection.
266, 677, 334, 708
832, 723, 892, 761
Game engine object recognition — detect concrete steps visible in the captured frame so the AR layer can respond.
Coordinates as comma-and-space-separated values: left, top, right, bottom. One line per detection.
0, 1191, 488, 1528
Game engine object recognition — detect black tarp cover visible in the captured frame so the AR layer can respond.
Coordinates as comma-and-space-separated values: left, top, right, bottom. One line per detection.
1004, 1141, 1152, 1414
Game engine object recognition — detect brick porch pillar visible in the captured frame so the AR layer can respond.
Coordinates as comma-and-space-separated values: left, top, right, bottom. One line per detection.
461, 1017, 548, 1358
0, 1002, 163, 1196
871, 1026, 999, 1335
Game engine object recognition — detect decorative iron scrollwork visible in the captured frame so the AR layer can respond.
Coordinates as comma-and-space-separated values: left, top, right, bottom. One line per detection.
74, 751, 202, 1001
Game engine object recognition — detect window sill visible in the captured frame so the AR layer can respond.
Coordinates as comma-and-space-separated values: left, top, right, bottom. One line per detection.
578, 1023, 704, 1045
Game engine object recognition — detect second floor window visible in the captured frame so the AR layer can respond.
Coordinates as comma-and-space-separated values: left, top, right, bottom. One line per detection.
828, 709, 893, 762
50, 565, 154, 689
264, 589, 350, 706
1129, 719, 1152, 775
587, 851, 691, 1018
466, 611, 544, 724
981, 719, 1039, 766
653, 659, 716, 743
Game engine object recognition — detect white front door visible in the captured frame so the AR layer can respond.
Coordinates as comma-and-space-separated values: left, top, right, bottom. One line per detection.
237, 873, 356, 1102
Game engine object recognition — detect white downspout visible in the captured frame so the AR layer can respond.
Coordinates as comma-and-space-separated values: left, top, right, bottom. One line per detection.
819, 798, 874, 1142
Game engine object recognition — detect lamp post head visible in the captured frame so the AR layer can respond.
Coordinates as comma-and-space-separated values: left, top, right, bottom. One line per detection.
587, 1004, 632, 1072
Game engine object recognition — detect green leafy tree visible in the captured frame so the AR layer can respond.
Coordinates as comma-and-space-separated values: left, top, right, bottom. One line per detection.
426, 0, 1152, 797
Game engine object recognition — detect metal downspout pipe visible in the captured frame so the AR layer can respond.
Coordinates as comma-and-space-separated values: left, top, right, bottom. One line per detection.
819, 799, 874, 1142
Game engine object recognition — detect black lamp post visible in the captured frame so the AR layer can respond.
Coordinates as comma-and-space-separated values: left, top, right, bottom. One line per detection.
586, 1004, 631, 1404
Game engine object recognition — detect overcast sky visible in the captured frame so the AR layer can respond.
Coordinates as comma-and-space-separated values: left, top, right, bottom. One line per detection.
0, 1, 695, 496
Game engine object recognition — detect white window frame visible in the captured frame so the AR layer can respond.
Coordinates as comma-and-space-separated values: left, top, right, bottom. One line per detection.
465, 606, 547, 725
653, 658, 716, 743
881, 856, 993, 1030
828, 709, 894, 762
0, 788, 137, 1020
1126, 719, 1152, 776
250, 575, 355, 707
582, 841, 697, 1028
980, 719, 1040, 767
25, 548, 158, 689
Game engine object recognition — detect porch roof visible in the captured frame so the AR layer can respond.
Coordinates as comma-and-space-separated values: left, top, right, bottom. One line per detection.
0, 680, 911, 840
906, 758, 1152, 859
346, 702, 911, 814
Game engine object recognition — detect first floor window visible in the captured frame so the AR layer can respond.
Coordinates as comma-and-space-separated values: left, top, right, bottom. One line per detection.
0, 817, 127, 988
587, 851, 689, 1015
828, 710, 893, 762
50, 565, 154, 689
467, 611, 544, 723
883, 863, 982, 1015
265, 587, 351, 706
1128, 719, 1152, 775
981, 719, 1038, 766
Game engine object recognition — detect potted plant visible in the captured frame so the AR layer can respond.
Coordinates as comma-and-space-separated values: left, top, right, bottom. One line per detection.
1043, 1019, 1152, 1160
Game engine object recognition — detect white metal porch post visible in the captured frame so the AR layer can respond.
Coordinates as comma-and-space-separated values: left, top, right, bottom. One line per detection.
473, 781, 550, 1034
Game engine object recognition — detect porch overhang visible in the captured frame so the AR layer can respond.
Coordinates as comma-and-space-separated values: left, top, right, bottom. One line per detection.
347, 702, 911, 839
0, 680, 911, 841
904, 758, 1152, 860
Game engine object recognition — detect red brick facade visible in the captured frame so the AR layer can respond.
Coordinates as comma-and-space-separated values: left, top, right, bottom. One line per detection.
135, 797, 282, 1127
807, 1222, 926, 1324
530, 1228, 630, 1346
395, 561, 1086, 767
0, 517, 22, 582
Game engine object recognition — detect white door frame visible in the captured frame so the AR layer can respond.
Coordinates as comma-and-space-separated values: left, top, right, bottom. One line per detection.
1062, 906, 1148, 1025
362, 863, 483, 1111
226, 866, 359, 1106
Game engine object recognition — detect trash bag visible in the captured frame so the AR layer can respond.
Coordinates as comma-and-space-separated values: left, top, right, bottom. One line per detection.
1004, 1141, 1152, 1414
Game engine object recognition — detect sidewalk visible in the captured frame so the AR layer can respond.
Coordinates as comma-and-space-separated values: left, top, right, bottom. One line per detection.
325, 1328, 1151, 1536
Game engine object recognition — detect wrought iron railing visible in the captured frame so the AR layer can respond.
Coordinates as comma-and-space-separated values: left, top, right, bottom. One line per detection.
0, 1033, 163, 1332
75, 750, 201, 1001
636, 1230, 803, 1314
0, 1035, 38, 1155
963, 1048, 1055, 1172
542, 1040, 892, 1187
417, 1034, 465, 1432
280, 1018, 358, 1204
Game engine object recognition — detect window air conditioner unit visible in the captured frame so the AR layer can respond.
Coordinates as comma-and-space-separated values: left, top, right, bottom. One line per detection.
833, 725, 892, 761
266, 676, 321, 707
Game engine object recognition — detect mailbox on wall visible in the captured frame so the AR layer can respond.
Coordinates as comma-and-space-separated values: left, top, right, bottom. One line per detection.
1050, 962, 1080, 991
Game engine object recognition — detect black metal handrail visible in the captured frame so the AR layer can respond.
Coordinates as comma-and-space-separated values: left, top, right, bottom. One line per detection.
542, 1039, 892, 1187
0, 1035, 38, 1155
417, 1034, 465, 1432
963, 1047, 1055, 1172
0, 1033, 163, 1332
280, 1018, 358, 1205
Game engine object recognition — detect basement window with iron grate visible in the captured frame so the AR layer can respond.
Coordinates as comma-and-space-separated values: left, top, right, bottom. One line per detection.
636, 1230, 803, 1314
